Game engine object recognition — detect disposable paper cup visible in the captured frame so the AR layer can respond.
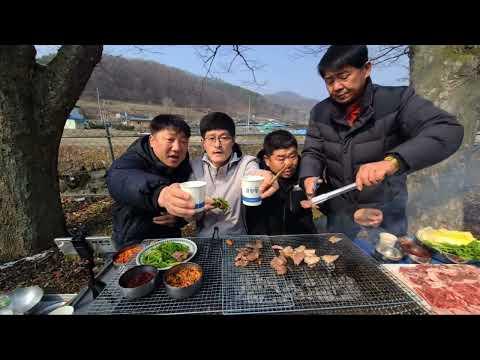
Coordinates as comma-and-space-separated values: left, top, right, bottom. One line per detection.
180, 181, 207, 213
378, 232, 398, 248
241, 175, 264, 206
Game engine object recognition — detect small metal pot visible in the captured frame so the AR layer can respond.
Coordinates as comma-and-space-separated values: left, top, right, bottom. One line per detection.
163, 263, 203, 300
8, 286, 44, 315
375, 245, 404, 263
118, 265, 158, 300
113, 244, 143, 268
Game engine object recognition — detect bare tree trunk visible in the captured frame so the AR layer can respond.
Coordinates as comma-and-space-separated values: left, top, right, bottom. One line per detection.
407, 45, 480, 235
0, 45, 103, 261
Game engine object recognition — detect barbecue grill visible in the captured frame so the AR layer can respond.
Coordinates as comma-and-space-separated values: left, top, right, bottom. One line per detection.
85, 234, 428, 315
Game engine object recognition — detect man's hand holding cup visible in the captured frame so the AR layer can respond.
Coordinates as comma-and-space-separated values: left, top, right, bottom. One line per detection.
157, 183, 196, 219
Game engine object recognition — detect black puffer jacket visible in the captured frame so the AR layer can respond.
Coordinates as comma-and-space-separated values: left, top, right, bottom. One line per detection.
246, 150, 317, 236
299, 78, 464, 238
106, 136, 192, 249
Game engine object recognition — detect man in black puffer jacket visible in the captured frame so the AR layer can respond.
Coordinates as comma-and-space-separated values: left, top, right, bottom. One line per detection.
107, 115, 196, 250
247, 130, 316, 235
300, 45, 464, 239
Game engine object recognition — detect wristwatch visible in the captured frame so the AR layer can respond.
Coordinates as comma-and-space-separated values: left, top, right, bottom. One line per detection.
384, 155, 400, 173
305, 177, 321, 198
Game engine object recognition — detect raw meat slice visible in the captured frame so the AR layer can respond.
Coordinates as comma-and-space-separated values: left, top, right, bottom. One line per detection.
394, 264, 480, 315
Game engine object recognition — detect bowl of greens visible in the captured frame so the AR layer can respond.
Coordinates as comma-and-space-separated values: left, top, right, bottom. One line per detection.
136, 238, 197, 270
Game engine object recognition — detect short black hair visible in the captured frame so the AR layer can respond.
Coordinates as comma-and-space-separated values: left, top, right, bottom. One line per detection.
263, 130, 298, 156
200, 112, 235, 138
150, 114, 191, 138
318, 45, 369, 77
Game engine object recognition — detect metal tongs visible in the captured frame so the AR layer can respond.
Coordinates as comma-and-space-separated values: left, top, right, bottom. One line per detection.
310, 182, 358, 206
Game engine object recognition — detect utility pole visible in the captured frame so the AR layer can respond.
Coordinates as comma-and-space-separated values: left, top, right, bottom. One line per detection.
97, 88, 115, 163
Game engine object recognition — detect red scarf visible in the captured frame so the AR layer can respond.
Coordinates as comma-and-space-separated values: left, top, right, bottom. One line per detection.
346, 102, 361, 127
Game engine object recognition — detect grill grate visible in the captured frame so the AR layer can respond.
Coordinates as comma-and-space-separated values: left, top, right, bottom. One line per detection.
222, 236, 294, 314
221, 234, 428, 315
86, 238, 222, 315
86, 234, 428, 315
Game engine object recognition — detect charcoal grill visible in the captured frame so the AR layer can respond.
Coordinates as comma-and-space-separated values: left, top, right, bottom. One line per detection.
86, 234, 428, 315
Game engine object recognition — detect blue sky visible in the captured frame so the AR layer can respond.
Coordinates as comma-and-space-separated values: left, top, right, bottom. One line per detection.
35, 45, 409, 101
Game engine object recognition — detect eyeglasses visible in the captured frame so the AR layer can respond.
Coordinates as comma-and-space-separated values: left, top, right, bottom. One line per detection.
204, 136, 233, 144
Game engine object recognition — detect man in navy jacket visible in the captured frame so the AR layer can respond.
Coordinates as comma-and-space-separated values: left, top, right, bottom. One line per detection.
107, 114, 197, 249
300, 45, 463, 238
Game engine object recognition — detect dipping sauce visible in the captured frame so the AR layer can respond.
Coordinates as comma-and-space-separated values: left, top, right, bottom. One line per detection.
124, 272, 155, 288
399, 238, 431, 258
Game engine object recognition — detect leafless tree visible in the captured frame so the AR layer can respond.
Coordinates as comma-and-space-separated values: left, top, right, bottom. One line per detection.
194, 45, 266, 87
295, 45, 410, 66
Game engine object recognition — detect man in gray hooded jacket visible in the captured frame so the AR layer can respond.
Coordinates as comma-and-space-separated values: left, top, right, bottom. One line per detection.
190, 112, 278, 238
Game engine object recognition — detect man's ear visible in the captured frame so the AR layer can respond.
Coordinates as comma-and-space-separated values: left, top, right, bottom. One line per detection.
264, 155, 271, 168
363, 61, 372, 79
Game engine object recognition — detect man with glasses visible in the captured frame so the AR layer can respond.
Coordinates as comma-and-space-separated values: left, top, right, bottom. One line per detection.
189, 112, 278, 237
300, 45, 463, 239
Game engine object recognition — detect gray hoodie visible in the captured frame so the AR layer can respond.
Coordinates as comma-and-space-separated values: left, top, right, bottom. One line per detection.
190, 151, 259, 238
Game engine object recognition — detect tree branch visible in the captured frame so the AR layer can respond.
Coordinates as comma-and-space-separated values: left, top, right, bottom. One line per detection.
293, 45, 410, 66
195, 45, 264, 88
39, 45, 103, 130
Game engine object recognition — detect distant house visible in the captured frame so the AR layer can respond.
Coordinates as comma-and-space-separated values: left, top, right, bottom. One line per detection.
290, 128, 307, 135
65, 106, 88, 129
236, 118, 259, 126
117, 112, 152, 130
256, 119, 288, 134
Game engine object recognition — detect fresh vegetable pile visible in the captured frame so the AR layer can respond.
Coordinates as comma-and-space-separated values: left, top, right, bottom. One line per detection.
212, 197, 230, 213
140, 242, 190, 269
417, 227, 480, 261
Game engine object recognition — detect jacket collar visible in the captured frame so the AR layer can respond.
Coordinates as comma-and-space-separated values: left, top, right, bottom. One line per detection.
329, 77, 375, 130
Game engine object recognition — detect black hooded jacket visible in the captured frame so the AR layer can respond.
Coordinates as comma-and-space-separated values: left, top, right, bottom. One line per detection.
299, 78, 464, 238
106, 136, 192, 249
246, 150, 317, 236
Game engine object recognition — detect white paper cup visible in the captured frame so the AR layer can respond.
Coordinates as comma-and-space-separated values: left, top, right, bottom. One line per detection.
180, 181, 207, 213
241, 175, 264, 206
378, 232, 398, 248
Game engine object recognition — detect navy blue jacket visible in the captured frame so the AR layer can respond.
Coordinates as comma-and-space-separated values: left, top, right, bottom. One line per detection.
106, 136, 192, 249
246, 150, 317, 236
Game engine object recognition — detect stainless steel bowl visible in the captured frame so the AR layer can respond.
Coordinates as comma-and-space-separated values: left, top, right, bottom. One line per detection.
113, 244, 143, 268
163, 262, 203, 300
375, 245, 404, 262
8, 286, 44, 314
408, 253, 432, 264
118, 265, 158, 300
